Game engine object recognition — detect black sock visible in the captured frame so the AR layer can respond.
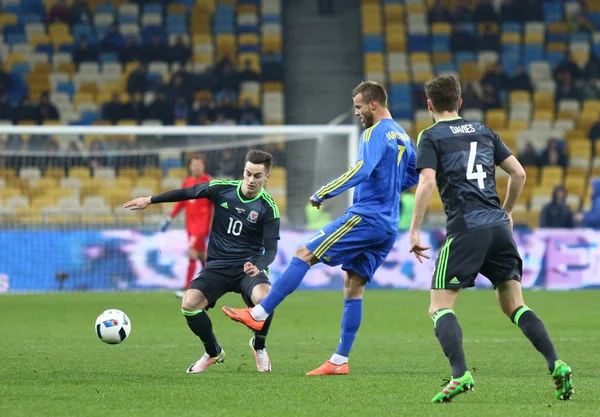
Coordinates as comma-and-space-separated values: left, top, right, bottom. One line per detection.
182, 309, 222, 357
511, 305, 558, 372
433, 309, 468, 378
253, 313, 273, 351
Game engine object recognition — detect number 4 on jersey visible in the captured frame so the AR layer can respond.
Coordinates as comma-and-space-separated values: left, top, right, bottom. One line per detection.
466, 141, 487, 189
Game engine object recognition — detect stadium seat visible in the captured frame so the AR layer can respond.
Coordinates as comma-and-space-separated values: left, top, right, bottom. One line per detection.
384, 4, 404, 23
364, 53, 385, 73
540, 166, 564, 187
0, 188, 23, 202
57, 196, 81, 210
583, 99, 600, 113
30, 178, 58, 194
509, 109, 532, 126
114, 208, 144, 224
94, 167, 116, 181
578, 112, 598, 133
142, 167, 163, 180
60, 177, 82, 190
114, 176, 135, 190
557, 99, 580, 118
427, 189, 444, 213
485, 110, 506, 130
554, 119, 575, 132
44, 168, 65, 180
497, 130, 517, 151
565, 175, 587, 198
459, 62, 481, 82
508, 119, 528, 132
69, 167, 91, 180
463, 109, 483, 123
19, 167, 42, 182
17, 207, 43, 224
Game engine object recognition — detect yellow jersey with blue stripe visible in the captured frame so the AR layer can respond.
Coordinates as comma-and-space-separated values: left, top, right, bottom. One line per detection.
312, 118, 418, 233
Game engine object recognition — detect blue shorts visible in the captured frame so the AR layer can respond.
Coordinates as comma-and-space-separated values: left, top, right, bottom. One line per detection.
305, 212, 396, 281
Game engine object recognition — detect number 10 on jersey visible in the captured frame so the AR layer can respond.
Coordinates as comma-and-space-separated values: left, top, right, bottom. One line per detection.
227, 217, 243, 236
467, 141, 487, 189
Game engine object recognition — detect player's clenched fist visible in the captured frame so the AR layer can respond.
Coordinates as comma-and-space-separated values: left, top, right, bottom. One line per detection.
309, 195, 322, 210
243, 262, 260, 277
123, 196, 152, 210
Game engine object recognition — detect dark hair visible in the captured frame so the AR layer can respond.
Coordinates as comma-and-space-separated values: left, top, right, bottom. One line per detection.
424, 75, 462, 112
352, 81, 388, 108
245, 150, 273, 172
190, 153, 207, 164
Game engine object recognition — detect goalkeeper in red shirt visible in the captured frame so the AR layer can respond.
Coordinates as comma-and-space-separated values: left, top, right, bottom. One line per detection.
161, 154, 214, 298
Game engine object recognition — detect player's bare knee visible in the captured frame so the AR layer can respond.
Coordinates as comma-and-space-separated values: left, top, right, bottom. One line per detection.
188, 249, 200, 260
495, 280, 524, 317
250, 283, 271, 305
428, 303, 451, 318
498, 297, 520, 318
294, 246, 319, 266
344, 272, 367, 299
428, 289, 460, 317
181, 289, 208, 311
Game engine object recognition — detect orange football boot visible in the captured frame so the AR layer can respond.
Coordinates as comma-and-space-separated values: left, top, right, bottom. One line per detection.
222, 306, 265, 331
306, 361, 349, 376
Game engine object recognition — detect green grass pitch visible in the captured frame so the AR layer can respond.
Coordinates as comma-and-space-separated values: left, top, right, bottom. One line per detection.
0, 290, 596, 417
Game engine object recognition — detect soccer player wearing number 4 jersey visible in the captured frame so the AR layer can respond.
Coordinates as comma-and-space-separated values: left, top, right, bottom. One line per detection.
124, 150, 280, 374
223, 81, 419, 375
408, 76, 573, 403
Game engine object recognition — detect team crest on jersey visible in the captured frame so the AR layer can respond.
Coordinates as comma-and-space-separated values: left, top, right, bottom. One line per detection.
248, 210, 259, 223
236, 207, 246, 214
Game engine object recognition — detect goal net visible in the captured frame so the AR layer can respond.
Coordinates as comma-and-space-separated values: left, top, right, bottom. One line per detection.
0, 124, 359, 292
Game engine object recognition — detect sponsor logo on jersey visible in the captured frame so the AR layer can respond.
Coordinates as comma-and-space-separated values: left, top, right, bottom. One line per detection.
235, 207, 246, 214
248, 210, 259, 223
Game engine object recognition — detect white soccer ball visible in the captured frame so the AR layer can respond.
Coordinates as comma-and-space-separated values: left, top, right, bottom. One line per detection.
95, 309, 131, 344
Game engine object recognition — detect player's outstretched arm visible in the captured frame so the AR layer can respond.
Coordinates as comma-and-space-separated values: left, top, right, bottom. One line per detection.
312, 131, 385, 203
124, 183, 212, 211
123, 196, 152, 210
409, 168, 435, 263
311, 160, 373, 204
499, 155, 526, 227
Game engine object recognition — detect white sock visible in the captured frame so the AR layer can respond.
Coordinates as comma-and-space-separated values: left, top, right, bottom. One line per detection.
251, 304, 269, 321
329, 354, 348, 365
